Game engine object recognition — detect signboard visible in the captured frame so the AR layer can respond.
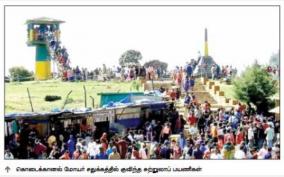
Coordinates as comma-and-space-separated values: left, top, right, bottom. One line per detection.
116, 107, 141, 120
93, 109, 115, 123
116, 107, 141, 115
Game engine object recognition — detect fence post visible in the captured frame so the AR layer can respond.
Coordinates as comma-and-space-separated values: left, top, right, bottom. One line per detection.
90, 96, 95, 109
83, 85, 87, 108
27, 88, 34, 112
62, 90, 72, 110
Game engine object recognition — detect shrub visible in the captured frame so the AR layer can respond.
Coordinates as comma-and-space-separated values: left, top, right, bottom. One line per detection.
45, 95, 62, 102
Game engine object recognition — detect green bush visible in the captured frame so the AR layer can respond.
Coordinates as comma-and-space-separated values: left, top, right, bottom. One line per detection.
45, 95, 62, 102
233, 62, 277, 114
9, 66, 34, 82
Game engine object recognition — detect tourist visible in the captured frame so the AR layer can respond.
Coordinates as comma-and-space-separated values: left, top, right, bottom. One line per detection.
189, 77, 195, 91
222, 139, 235, 159
131, 145, 141, 159
179, 133, 186, 150
174, 114, 186, 134
33, 139, 47, 159
265, 124, 275, 148
264, 147, 272, 159
258, 143, 268, 159
109, 147, 121, 160
73, 145, 81, 159
171, 139, 182, 159
188, 111, 197, 127
145, 122, 153, 142
100, 132, 108, 151
183, 76, 190, 93
272, 144, 280, 160
160, 140, 171, 159
139, 143, 148, 159
79, 149, 89, 160
4, 149, 14, 160
87, 138, 98, 159
95, 146, 108, 159
210, 122, 218, 143
197, 114, 206, 135
210, 147, 222, 160
236, 127, 244, 145
160, 123, 172, 143
185, 62, 193, 77
211, 64, 217, 80
192, 142, 203, 159
67, 135, 75, 158
234, 144, 246, 159
115, 137, 128, 159
184, 92, 191, 107
59, 150, 70, 160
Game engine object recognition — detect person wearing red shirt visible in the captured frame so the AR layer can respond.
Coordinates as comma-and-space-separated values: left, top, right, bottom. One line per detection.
175, 114, 186, 134
224, 129, 235, 145
262, 120, 269, 131
33, 139, 47, 159
236, 127, 244, 145
188, 112, 197, 127
217, 136, 224, 150
170, 89, 177, 101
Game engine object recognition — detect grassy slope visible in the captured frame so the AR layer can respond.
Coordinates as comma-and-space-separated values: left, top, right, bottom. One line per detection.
218, 82, 279, 100
5, 80, 142, 113
219, 83, 236, 100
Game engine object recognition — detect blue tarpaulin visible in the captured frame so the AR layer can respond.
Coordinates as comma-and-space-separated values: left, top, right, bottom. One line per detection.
98, 92, 144, 106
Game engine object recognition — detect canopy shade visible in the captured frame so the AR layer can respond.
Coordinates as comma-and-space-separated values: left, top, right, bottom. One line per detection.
26, 17, 65, 25
269, 106, 280, 114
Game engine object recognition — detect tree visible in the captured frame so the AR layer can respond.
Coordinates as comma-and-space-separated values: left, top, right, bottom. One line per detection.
9, 66, 34, 81
233, 62, 277, 114
119, 50, 142, 67
143, 59, 168, 73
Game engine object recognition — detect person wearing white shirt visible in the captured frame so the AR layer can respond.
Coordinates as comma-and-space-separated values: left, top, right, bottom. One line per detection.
257, 144, 268, 159
181, 144, 190, 160
210, 147, 222, 160
127, 131, 135, 143
4, 150, 14, 160
248, 124, 254, 141
87, 138, 98, 159
265, 124, 275, 148
234, 145, 246, 159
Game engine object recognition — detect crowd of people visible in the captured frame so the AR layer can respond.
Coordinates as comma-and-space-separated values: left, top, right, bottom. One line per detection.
5, 91, 280, 160
30, 23, 240, 84
55, 64, 169, 82
6, 34, 281, 160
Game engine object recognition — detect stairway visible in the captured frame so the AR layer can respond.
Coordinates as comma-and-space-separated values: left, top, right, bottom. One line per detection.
176, 79, 217, 117
45, 32, 70, 79
190, 80, 217, 104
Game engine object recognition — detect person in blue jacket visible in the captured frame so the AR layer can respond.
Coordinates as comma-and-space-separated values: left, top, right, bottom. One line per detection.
67, 135, 75, 158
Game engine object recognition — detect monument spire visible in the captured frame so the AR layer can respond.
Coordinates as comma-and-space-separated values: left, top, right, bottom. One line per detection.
204, 28, 209, 57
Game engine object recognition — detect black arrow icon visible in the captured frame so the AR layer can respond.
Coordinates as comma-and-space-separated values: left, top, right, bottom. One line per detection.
5, 166, 11, 173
